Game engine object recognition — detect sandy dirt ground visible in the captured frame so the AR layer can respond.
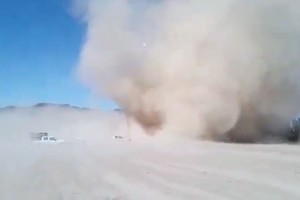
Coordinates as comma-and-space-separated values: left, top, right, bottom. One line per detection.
2, 137, 300, 200
0, 108, 300, 200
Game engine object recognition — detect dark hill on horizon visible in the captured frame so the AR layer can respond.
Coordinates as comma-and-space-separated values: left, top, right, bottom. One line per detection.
0, 103, 123, 112
0, 103, 89, 111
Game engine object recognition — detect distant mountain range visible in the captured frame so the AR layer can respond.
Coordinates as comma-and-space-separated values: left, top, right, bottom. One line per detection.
0, 103, 89, 111
0, 103, 123, 112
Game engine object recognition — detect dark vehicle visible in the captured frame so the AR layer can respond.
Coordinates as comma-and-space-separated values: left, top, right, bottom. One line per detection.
288, 118, 300, 142
30, 132, 48, 141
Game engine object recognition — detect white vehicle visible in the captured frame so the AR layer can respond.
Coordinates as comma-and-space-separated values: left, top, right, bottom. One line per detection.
34, 136, 65, 144
113, 135, 124, 139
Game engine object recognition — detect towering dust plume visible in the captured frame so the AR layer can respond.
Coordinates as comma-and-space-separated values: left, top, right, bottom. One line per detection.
77, 0, 300, 142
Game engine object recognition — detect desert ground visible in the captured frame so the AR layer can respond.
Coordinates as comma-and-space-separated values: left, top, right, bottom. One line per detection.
0, 106, 300, 200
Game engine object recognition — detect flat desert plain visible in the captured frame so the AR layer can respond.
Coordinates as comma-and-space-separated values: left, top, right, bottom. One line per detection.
0, 107, 299, 200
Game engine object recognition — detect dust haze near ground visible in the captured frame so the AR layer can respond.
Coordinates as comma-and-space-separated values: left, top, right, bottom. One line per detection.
1, 107, 300, 200
77, 0, 300, 142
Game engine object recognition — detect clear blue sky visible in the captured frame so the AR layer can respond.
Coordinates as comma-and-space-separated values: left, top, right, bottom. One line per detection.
0, 0, 118, 110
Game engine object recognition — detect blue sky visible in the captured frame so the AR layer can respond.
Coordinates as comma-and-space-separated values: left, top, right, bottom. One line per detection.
0, 0, 118, 109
